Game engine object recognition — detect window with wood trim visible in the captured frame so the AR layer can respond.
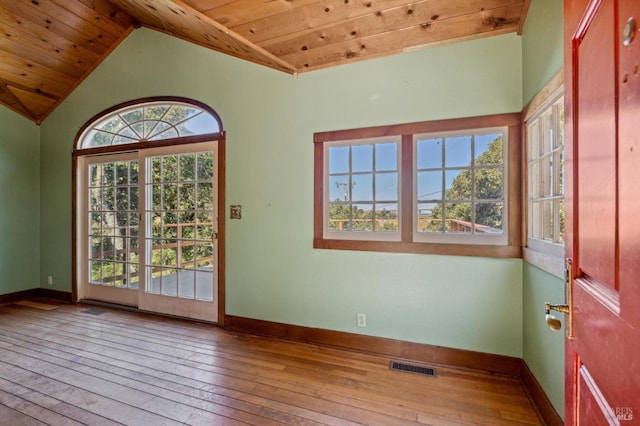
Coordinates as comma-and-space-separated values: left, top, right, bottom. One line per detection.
79, 99, 221, 149
525, 93, 565, 259
413, 129, 508, 246
324, 136, 401, 241
314, 114, 522, 258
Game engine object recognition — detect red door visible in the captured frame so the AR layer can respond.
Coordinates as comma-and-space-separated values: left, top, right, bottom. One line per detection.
565, 0, 640, 423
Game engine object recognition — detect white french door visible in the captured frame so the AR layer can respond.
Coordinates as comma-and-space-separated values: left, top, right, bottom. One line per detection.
79, 141, 219, 323
139, 143, 218, 322
81, 152, 140, 307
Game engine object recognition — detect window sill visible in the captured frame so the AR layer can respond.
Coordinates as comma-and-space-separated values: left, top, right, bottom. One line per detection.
522, 247, 564, 278
314, 238, 521, 258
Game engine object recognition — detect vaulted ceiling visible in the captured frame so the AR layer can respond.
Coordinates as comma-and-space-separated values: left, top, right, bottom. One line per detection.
0, 0, 530, 124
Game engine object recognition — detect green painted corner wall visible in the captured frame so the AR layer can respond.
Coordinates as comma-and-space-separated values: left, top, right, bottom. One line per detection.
523, 263, 565, 418
520, 0, 565, 418
0, 108, 40, 295
522, 0, 564, 105
39, 28, 525, 357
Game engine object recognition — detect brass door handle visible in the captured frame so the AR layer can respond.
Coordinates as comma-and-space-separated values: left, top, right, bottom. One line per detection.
545, 303, 570, 330
543, 258, 574, 338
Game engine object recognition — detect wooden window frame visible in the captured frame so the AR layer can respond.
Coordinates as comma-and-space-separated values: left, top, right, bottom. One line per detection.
73, 96, 224, 157
314, 113, 522, 258
412, 127, 509, 246
522, 71, 565, 278
323, 136, 402, 241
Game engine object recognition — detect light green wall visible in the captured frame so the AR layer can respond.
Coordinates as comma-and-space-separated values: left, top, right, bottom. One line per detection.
39, 114, 74, 293
0, 108, 40, 294
40, 28, 525, 357
522, 0, 564, 104
521, 0, 565, 418
523, 263, 565, 418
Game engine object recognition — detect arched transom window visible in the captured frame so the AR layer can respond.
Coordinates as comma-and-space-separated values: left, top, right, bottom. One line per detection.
78, 99, 222, 149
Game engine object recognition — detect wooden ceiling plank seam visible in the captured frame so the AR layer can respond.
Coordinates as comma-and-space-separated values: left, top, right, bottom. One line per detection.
197, 0, 324, 29
299, 26, 516, 72
289, 2, 523, 62
226, 0, 446, 44
10, 85, 58, 118
0, 63, 69, 99
0, 50, 79, 88
30, 0, 125, 46
0, 77, 59, 101
0, 0, 117, 53
49, 0, 134, 39
0, 5, 109, 63
183, 0, 245, 12
243, 0, 525, 46
0, 79, 32, 118
0, 5, 104, 67
0, 32, 88, 79
282, 4, 521, 70
72, 0, 137, 29
260, 0, 525, 48
262, 0, 525, 57
108, 0, 297, 73
36, 24, 136, 124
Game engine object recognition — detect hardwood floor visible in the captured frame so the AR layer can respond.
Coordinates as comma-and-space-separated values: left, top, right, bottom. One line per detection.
0, 302, 542, 425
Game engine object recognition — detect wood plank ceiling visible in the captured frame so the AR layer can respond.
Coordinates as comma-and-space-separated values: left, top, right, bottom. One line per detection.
0, 0, 530, 124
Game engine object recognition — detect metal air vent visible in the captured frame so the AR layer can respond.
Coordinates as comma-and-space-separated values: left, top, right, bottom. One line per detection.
389, 361, 437, 377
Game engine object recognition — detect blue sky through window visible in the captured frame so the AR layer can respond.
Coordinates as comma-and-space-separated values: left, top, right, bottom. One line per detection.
328, 140, 399, 204
327, 132, 503, 217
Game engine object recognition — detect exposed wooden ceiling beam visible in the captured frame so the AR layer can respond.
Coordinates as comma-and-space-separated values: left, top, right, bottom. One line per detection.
107, 0, 298, 74
0, 80, 31, 119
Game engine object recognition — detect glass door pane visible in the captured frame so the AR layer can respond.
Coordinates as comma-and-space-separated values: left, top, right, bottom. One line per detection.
139, 142, 218, 322
83, 154, 139, 306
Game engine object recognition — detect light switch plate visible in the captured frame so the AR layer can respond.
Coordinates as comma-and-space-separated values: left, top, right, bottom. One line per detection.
230, 205, 242, 219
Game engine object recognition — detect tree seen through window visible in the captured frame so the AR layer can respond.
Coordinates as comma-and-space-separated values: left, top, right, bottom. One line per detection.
424, 134, 504, 234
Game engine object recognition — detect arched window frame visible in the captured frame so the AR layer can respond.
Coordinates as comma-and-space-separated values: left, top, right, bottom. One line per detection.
73, 97, 224, 156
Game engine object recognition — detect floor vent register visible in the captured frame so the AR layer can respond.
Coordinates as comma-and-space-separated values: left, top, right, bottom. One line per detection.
389, 361, 437, 377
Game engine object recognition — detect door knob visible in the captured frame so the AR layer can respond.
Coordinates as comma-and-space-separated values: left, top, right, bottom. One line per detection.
545, 303, 570, 331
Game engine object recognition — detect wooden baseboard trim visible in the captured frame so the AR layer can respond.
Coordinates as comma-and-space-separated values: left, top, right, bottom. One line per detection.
0, 288, 41, 304
0, 288, 72, 305
224, 315, 521, 376
36, 288, 73, 302
520, 360, 563, 426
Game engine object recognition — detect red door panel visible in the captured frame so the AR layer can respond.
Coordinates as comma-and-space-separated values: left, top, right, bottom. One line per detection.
576, 0, 616, 291
565, 0, 640, 423
618, 0, 640, 328
578, 365, 616, 425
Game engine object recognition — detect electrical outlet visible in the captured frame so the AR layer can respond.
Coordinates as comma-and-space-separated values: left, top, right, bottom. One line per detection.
47, 276, 53, 286
357, 313, 366, 327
